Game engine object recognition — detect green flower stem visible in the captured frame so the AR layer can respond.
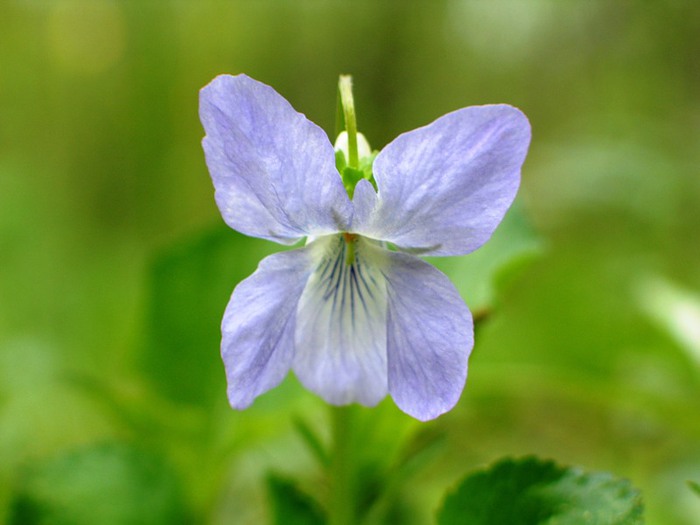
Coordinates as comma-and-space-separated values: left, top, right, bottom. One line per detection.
330, 80, 362, 522
329, 405, 355, 525
338, 75, 359, 169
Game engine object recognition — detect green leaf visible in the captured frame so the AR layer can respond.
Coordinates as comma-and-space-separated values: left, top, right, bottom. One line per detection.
437, 457, 644, 525
141, 224, 277, 406
428, 199, 542, 314
266, 474, 326, 525
8, 442, 191, 525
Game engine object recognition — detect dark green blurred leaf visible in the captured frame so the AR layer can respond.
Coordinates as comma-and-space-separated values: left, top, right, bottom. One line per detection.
689, 481, 700, 498
364, 431, 446, 524
293, 416, 330, 468
142, 224, 277, 406
437, 456, 643, 525
428, 200, 542, 314
266, 474, 326, 525
9, 442, 191, 525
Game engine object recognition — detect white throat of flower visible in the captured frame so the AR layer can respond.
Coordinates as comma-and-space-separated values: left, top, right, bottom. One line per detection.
295, 234, 390, 404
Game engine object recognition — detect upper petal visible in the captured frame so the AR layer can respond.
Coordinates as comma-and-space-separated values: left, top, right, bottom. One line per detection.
293, 235, 389, 406
384, 252, 473, 420
200, 74, 352, 244
352, 105, 531, 256
222, 247, 315, 409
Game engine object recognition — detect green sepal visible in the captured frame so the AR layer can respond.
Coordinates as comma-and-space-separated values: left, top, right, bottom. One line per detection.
340, 150, 378, 199
360, 150, 379, 192
359, 150, 378, 169
342, 166, 365, 199
335, 149, 347, 173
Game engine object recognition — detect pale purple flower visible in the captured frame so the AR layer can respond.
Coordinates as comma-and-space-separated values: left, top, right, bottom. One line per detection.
199, 74, 530, 421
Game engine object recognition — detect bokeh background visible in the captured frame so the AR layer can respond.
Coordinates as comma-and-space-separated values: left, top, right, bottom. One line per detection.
1, 1, 699, 524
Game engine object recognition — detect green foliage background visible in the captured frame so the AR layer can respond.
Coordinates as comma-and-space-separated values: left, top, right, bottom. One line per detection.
1, 1, 699, 523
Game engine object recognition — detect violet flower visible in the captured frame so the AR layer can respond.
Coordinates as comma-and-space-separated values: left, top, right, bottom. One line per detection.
199, 74, 530, 421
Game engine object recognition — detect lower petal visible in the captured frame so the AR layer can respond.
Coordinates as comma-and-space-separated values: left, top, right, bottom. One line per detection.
293, 236, 389, 406
222, 247, 314, 409
384, 252, 473, 421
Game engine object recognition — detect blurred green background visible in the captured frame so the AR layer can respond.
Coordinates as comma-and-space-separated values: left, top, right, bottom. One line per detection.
1, 1, 699, 524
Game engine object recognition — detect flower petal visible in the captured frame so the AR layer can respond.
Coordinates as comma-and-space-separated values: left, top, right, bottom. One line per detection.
293, 236, 389, 406
384, 251, 473, 420
200, 74, 352, 244
351, 178, 379, 227
353, 105, 530, 256
222, 247, 315, 409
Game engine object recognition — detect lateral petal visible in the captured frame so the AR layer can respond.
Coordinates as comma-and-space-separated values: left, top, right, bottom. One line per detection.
293, 235, 389, 406
222, 247, 315, 409
353, 105, 530, 256
384, 251, 473, 421
200, 74, 352, 244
